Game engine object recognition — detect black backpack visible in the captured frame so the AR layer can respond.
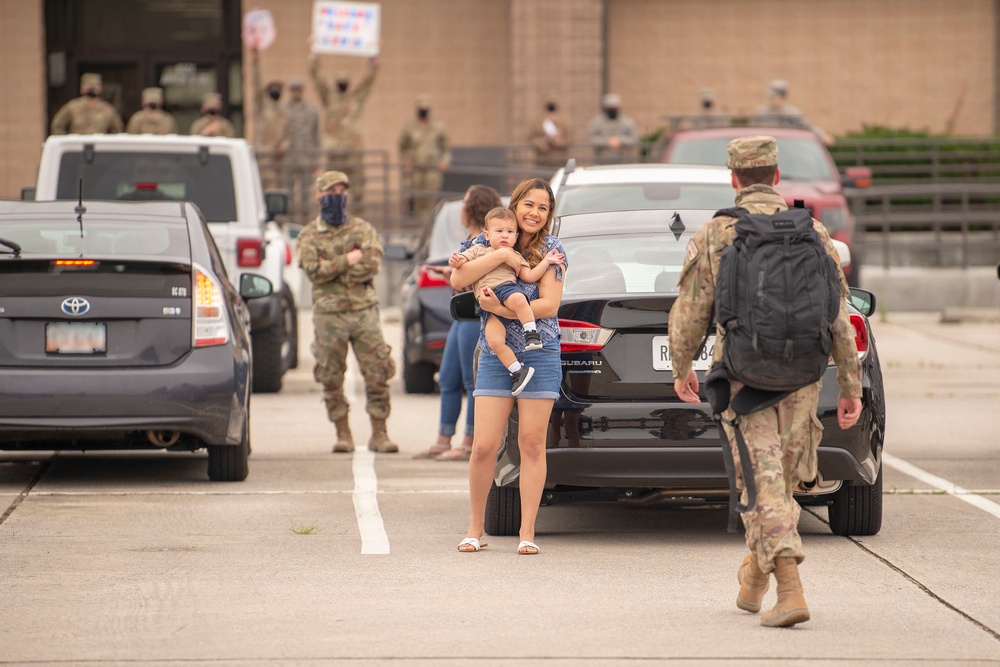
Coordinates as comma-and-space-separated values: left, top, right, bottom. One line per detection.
714, 205, 841, 392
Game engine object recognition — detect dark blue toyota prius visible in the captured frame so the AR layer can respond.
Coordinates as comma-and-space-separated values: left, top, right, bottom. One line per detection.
0, 200, 273, 481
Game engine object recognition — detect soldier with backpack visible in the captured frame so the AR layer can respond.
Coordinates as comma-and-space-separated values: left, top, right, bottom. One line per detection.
668, 136, 863, 628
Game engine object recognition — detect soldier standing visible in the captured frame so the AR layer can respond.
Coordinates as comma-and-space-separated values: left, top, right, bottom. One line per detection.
297, 170, 399, 454
309, 52, 379, 203
50, 73, 124, 135
249, 47, 290, 191
753, 80, 834, 145
398, 94, 451, 220
586, 92, 639, 164
283, 77, 321, 224
189, 93, 237, 138
528, 93, 574, 170
687, 88, 729, 129
668, 136, 862, 628
126, 87, 178, 135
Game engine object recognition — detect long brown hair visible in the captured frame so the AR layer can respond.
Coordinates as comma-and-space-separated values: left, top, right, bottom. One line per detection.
463, 184, 502, 234
507, 178, 554, 267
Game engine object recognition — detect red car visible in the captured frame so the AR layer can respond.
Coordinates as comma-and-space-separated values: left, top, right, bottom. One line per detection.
662, 126, 871, 286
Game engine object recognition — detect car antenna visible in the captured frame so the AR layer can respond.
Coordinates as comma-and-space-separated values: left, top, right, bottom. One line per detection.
669, 211, 685, 240
75, 178, 87, 238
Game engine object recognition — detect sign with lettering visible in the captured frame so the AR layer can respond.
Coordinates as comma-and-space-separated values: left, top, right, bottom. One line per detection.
311, 1, 380, 57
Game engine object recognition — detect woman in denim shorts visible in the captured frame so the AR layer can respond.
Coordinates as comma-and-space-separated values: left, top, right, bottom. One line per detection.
448, 177, 568, 555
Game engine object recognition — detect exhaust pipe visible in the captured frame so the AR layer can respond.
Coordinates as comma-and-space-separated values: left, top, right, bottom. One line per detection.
146, 430, 180, 448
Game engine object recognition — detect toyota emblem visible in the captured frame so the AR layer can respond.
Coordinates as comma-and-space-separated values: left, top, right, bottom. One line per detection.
61, 297, 91, 316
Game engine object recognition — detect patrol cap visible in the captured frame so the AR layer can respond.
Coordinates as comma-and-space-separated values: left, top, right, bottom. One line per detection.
770, 79, 789, 95
202, 92, 223, 110
543, 92, 559, 104
700, 88, 715, 103
415, 94, 432, 109
335, 71, 349, 84
288, 77, 305, 89
602, 92, 621, 108
141, 87, 163, 105
727, 135, 779, 169
80, 73, 102, 89
316, 170, 350, 192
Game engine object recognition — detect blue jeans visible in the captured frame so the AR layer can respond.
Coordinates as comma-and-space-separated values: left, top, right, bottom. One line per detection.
438, 320, 478, 437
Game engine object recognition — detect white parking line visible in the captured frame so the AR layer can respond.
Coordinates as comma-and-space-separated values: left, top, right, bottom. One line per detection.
883, 452, 1000, 520
346, 352, 391, 554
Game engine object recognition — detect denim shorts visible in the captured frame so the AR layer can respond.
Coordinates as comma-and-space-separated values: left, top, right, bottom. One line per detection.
474, 337, 561, 400
492, 281, 525, 305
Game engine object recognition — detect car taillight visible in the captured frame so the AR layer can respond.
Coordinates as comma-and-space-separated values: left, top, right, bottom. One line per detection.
559, 319, 614, 352
850, 314, 869, 356
284, 242, 292, 266
193, 267, 229, 347
417, 265, 450, 288
237, 238, 263, 267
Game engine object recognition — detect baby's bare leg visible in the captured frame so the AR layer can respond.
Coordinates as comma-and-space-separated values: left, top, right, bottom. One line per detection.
485, 313, 517, 368
505, 292, 535, 327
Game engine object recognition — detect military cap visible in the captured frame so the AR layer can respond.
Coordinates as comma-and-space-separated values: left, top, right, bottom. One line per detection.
700, 88, 715, 103
316, 170, 350, 192
727, 135, 779, 169
602, 92, 621, 108
202, 92, 223, 110
770, 79, 789, 95
543, 92, 559, 104
80, 73, 102, 89
335, 71, 349, 84
288, 77, 305, 89
415, 94, 432, 109
141, 87, 164, 105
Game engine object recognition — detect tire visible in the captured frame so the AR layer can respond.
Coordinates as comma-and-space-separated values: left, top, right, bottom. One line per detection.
485, 482, 521, 537
402, 347, 437, 394
829, 464, 883, 536
251, 323, 284, 393
207, 415, 250, 482
281, 288, 299, 370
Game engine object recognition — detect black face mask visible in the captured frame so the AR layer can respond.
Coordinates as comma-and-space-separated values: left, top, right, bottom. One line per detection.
84, 90, 99, 98
604, 107, 619, 120
546, 103, 557, 113
206, 109, 218, 116
702, 100, 713, 110
268, 91, 281, 101
337, 82, 349, 93
319, 193, 348, 226
147, 103, 160, 110
417, 108, 429, 120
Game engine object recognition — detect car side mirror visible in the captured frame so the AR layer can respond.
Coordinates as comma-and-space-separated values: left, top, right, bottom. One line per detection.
239, 273, 274, 300
264, 189, 288, 221
450, 291, 479, 322
831, 239, 851, 268
21, 186, 36, 201
848, 287, 876, 317
842, 166, 872, 189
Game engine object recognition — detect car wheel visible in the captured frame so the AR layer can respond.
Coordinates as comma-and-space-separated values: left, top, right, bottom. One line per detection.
485, 482, 521, 537
402, 347, 437, 394
251, 323, 284, 393
281, 288, 299, 370
828, 464, 883, 536
207, 414, 250, 482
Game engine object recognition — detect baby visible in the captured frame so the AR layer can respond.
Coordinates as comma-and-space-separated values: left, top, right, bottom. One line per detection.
450, 207, 564, 395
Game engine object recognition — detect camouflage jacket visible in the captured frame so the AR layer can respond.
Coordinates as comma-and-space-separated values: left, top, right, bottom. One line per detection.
50, 97, 124, 135
126, 109, 178, 135
250, 55, 290, 154
189, 115, 237, 138
668, 184, 862, 398
310, 58, 377, 152
398, 119, 451, 169
297, 213, 383, 313
282, 99, 320, 158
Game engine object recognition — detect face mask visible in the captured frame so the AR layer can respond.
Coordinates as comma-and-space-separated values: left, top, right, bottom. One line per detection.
206, 109, 218, 116
546, 103, 557, 113
605, 107, 619, 120
417, 108, 429, 120
147, 103, 160, 110
84, 90, 99, 98
702, 100, 713, 110
319, 193, 348, 226
337, 82, 349, 93
268, 91, 281, 101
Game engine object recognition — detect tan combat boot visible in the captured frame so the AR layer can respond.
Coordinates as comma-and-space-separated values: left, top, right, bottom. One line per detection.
736, 552, 770, 613
332, 417, 354, 453
760, 557, 810, 627
368, 417, 399, 453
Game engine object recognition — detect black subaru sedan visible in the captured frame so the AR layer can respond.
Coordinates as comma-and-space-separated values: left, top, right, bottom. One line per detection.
0, 200, 273, 481
476, 208, 886, 537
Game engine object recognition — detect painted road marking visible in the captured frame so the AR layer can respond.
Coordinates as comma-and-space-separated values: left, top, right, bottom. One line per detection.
346, 351, 391, 554
883, 452, 1000, 520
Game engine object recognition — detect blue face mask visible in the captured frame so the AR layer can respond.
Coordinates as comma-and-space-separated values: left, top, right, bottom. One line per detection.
319, 193, 348, 226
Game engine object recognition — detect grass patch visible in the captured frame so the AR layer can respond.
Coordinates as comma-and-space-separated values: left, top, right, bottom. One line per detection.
291, 524, 320, 535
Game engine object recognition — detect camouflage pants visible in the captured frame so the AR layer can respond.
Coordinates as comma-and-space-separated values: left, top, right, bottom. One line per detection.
285, 155, 318, 224
408, 167, 443, 220
721, 380, 823, 574
258, 154, 285, 192
311, 306, 396, 421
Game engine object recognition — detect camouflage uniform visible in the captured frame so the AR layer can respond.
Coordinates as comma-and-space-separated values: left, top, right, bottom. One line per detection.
399, 96, 451, 220
297, 197, 395, 424
310, 57, 377, 201
668, 137, 862, 574
126, 88, 178, 135
283, 79, 321, 223
250, 53, 290, 191
752, 80, 832, 143
586, 93, 639, 164
50, 74, 124, 135
528, 94, 575, 169
190, 93, 237, 138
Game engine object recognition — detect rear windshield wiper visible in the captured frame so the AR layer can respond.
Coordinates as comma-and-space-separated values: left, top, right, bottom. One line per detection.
0, 237, 22, 257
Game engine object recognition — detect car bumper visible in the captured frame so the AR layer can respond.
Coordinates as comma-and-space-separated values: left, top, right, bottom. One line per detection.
0, 345, 248, 448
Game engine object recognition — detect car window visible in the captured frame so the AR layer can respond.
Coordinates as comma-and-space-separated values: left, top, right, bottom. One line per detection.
426, 201, 465, 261
556, 183, 733, 216
56, 152, 238, 222
0, 217, 189, 258
668, 136, 837, 182
562, 233, 688, 295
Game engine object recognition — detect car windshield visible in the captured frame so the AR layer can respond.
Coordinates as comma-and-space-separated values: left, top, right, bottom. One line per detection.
556, 183, 733, 216
562, 232, 689, 295
56, 152, 238, 222
0, 217, 189, 258
668, 136, 837, 182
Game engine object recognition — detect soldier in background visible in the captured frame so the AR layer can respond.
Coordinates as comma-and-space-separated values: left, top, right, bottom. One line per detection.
249, 47, 290, 191
283, 77, 321, 224
309, 51, 379, 204
753, 79, 834, 145
586, 92, 638, 164
296, 170, 399, 454
126, 87, 178, 135
50, 73, 124, 135
528, 92, 574, 171
398, 94, 451, 220
688, 88, 729, 129
189, 93, 237, 138
668, 136, 861, 627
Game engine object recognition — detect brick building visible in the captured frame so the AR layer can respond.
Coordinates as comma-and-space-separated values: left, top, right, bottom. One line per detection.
1, 0, 997, 199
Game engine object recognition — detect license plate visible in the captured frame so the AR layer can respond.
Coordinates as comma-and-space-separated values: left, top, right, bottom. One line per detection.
45, 322, 107, 354
652, 335, 715, 371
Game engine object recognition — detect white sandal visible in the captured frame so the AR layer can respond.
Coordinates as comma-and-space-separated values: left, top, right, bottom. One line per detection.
458, 537, 487, 552
517, 540, 540, 555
